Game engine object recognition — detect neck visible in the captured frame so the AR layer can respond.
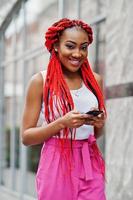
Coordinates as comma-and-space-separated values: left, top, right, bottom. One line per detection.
62, 69, 81, 80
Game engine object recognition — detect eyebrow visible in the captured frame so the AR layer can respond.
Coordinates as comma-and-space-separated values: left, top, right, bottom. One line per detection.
65, 40, 89, 45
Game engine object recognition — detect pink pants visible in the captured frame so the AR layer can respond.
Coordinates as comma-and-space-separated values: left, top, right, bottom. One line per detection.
36, 135, 106, 200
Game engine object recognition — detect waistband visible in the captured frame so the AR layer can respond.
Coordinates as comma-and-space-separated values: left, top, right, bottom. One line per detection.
44, 135, 105, 181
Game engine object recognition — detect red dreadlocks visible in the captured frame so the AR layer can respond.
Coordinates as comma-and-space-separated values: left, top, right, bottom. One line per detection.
44, 18, 106, 140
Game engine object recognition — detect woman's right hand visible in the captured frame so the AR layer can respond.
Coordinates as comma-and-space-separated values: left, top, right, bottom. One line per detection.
60, 110, 89, 129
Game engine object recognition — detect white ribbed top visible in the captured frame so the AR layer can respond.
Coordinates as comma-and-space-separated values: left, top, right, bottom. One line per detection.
37, 71, 98, 140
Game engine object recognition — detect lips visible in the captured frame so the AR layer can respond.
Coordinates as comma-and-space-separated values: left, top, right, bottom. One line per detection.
69, 59, 81, 66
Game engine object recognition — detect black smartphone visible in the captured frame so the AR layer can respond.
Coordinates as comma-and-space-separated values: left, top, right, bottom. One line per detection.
85, 110, 103, 116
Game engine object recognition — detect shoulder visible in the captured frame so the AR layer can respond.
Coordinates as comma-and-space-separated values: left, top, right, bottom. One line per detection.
40, 70, 47, 82
93, 72, 103, 90
29, 70, 47, 87
26, 72, 46, 99
29, 72, 43, 88
93, 72, 103, 83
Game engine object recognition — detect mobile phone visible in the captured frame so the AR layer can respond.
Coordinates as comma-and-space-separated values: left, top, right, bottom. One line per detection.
85, 110, 103, 116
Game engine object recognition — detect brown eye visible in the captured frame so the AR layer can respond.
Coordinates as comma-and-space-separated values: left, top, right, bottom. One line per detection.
65, 44, 75, 49
81, 46, 88, 51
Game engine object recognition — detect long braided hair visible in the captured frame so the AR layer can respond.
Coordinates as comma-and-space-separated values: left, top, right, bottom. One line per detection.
44, 18, 106, 141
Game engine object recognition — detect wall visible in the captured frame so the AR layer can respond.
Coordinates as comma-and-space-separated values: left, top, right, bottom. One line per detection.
105, 0, 133, 199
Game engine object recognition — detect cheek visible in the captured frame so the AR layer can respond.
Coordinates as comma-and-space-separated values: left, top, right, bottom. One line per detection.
58, 43, 71, 56
83, 50, 88, 57
57, 53, 68, 66
83, 53, 88, 61
58, 49, 70, 61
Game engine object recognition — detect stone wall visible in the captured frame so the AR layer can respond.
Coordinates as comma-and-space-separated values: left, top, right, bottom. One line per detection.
105, 0, 133, 199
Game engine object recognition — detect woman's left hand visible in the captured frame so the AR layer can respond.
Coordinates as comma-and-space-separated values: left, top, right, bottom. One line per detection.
84, 112, 106, 128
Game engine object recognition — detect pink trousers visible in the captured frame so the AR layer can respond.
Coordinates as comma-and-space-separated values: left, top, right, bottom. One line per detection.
36, 135, 106, 200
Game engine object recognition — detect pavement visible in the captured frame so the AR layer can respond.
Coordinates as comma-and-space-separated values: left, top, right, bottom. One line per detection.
0, 188, 36, 200
0, 191, 18, 200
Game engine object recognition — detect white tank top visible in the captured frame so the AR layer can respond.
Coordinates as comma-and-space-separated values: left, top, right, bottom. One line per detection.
37, 71, 98, 140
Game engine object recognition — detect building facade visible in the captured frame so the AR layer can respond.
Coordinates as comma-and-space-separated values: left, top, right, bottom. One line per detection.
0, 0, 133, 199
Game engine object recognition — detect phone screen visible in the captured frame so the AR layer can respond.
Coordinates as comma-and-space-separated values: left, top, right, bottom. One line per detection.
86, 110, 103, 116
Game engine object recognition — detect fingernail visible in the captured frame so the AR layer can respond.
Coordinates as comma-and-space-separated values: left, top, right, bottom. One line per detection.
98, 114, 102, 118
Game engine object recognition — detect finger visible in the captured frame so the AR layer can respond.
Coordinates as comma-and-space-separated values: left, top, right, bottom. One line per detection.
73, 118, 84, 125
97, 113, 104, 119
77, 119, 86, 124
86, 122, 94, 126
79, 114, 94, 119
92, 114, 105, 121
93, 119, 104, 125
75, 121, 85, 128
84, 120, 95, 125
71, 110, 80, 114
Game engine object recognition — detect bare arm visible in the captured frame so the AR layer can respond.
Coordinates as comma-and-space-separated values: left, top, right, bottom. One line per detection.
20, 73, 89, 146
93, 72, 106, 138
20, 73, 65, 146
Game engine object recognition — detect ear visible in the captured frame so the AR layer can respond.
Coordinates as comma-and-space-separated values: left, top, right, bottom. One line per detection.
53, 43, 59, 52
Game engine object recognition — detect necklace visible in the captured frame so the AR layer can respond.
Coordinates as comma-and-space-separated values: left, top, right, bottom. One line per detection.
72, 90, 80, 97
71, 83, 83, 97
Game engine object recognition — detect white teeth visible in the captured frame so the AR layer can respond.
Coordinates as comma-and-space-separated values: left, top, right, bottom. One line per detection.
69, 60, 80, 66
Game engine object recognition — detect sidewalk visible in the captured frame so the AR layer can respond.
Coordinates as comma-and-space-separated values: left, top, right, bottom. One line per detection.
0, 168, 36, 200
0, 191, 18, 200
0, 187, 36, 200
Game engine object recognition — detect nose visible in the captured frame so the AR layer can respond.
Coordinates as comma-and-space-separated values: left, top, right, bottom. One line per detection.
72, 49, 82, 59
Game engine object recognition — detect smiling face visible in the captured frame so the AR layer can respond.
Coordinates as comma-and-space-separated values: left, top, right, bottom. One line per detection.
56, 26, 89, 74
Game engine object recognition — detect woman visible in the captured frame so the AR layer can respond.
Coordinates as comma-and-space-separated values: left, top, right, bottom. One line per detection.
21, 18, 106, 200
